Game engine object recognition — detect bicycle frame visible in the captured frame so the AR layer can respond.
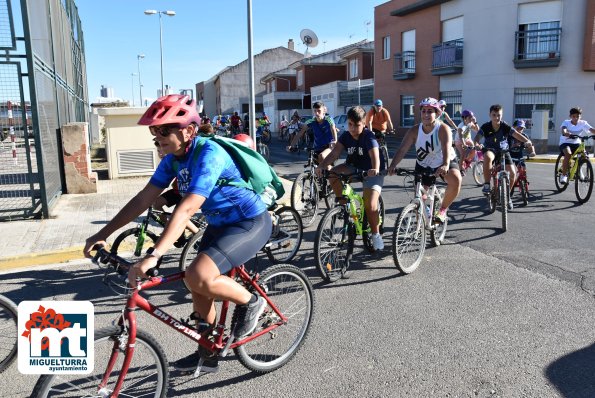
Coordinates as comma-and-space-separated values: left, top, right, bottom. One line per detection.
567, 140, 590, 179
101, 265, 287, 396
411, 178, 443, 230
340, 183, 367, 236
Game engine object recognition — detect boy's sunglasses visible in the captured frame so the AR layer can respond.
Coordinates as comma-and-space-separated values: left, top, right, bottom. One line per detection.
150, 124, 184, 137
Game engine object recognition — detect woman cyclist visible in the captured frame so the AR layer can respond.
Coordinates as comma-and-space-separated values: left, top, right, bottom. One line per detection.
84, 94, 271, 376
388, 97, 462, 223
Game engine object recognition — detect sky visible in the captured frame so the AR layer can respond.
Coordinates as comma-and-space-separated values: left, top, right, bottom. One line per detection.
76, 0, 387, 105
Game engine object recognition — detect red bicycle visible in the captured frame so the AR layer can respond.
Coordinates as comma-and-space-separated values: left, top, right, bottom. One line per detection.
32, 247, 314, 397
511, 157, 530, 206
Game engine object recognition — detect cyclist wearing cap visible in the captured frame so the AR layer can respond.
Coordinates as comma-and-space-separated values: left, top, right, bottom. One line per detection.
437, 100, 458, 131
455, 109, 480, 172
474, 104, 533, 210
84, 94, 271, 376
287, 101, 338, 167
510, 119, 536, 159
558, 107, 595, 184
365, 99, 394, 136
388, 97, 461, 223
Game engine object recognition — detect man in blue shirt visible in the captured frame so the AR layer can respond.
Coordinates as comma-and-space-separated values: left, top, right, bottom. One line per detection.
84, 94, 271, 375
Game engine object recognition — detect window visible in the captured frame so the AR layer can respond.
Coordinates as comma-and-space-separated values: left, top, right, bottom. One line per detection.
402, 30, 416, 71
400, 95, 415, 127
382, 36, 390, 60
517, 1, 561, 60
442, 16, 463, 42
349, 59, 358, 79
297, 70, 303, 86
514, 87, 557, 132
439, 90, 462, 125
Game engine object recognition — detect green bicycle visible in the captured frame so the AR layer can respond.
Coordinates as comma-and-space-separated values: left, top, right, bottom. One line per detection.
314, 169, 385, 283
554, 134, 594, 204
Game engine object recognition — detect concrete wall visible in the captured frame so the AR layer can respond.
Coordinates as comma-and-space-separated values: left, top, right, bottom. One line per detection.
97, 107, 158, 179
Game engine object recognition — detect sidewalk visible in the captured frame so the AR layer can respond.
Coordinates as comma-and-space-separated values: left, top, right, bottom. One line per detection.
0, 176, 294, 271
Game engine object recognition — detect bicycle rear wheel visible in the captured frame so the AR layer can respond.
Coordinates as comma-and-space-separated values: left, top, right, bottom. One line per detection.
575, 157, 594, 204
430, 191, 448, 247
392, 203, 426, 274
0, 295, 17, 373
472, 161, 484, 186
554, 153, 570, 192
31, 327, 168, 398
265, 206, 303, 263
362, 195, 386, 253
178, 229, 206, 291
314, 207, 354, 282
500, 178, 509, 232
290, 172, 319, 227
111, 227, 159, 263
234, 264, 314, 373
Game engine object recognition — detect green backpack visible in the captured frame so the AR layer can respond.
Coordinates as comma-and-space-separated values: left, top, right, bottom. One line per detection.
173, 136, 285, 206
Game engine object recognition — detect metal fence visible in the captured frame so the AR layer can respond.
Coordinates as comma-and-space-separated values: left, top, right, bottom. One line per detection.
0, 0, 88, 220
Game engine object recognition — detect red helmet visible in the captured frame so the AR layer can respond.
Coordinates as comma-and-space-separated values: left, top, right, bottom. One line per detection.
138, 94, 200, 127
233, 133, 255, 150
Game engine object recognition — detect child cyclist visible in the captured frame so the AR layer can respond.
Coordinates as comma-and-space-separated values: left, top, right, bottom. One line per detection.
84, 94, 271, 376
558, 107, 595, 184
455, 109, 479, 173
316, 106, 385, 250
388, 97, 462, 223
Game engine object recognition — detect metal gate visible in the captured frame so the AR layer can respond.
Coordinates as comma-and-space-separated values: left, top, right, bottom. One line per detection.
0, 0, 88, 220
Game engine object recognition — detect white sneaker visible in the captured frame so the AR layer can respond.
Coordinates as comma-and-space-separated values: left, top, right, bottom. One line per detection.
371, 233, 384, 250
559, 174, 568, 184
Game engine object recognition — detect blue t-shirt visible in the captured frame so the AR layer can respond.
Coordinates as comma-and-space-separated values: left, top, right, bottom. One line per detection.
338, 129, 384, 170
150, 137, 266, 226
305, 116, 335, 151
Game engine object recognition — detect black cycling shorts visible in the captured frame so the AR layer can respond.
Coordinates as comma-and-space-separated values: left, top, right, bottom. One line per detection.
414, 161, 459, 186
196, 211, 272, 275
559, 143, 580, 154
483, 148, 513, 165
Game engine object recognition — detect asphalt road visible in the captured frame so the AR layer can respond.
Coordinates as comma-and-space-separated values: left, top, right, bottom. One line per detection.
1, 137, 594, 397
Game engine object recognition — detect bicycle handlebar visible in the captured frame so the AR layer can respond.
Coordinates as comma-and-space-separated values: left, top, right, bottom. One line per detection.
92, 245, 160, 278
568, 134, 595, 141
322, 168, 388, 180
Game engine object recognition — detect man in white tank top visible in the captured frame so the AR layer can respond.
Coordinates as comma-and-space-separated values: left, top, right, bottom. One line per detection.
388, 97, 461, 223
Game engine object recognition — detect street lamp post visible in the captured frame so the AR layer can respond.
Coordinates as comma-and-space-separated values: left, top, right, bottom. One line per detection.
144, 9, 175, 96
130, 73, 137, 106
137, 54, 145, 106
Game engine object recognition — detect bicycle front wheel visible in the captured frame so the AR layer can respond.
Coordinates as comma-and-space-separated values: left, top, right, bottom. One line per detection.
430, 191, 448, 247
265, 206, 303, 263
520, 179, 529, 206
392, 203, 426, 274
472, 161, 484, 186
31, 327, 168, 398
554, 153, 569, 192
234, 264, 314, 373
290, 172, 319, 227
111, 227, 159, 263
500, 178, 509, 232
0, 295, 17, 373
314, 207, 354, 282
575, 157, 594, 204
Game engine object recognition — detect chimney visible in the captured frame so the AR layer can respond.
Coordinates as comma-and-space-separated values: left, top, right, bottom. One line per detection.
288, 39, 294, 51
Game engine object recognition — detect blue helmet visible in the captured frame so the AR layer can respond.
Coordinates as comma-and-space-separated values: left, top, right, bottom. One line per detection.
374, 99, 383, 106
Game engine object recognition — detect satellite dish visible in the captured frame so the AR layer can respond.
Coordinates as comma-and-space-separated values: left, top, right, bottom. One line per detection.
300, 29, 319, 57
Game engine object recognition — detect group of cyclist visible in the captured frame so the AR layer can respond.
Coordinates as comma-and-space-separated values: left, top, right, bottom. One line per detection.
84, 92, 593, 378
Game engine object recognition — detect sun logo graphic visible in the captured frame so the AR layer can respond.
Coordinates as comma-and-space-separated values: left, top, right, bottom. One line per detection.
18, 301, 94, 374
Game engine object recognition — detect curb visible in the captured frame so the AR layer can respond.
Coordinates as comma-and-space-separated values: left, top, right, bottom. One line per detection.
0, 246, 85, 272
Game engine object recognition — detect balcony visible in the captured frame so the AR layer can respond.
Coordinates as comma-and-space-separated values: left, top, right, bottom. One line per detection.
431, 39, 463, 75
393, 51, 416, 80
514, 28, 562, 69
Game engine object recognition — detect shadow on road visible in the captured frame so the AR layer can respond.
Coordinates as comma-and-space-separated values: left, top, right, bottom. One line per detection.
545, 342, 595, 398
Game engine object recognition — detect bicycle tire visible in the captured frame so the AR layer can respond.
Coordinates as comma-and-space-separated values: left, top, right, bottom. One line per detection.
392, 203, 426, 274
178, 229, 206, 291
380, 145, 389, 171
472, 161, 484, 186
362, 195, 386, 253
575, 157, 594, 204
0, 295, 17, 373
31, 326, 168, 398
265, 206, 303, 264
320, 178, 336, 209
290, 172, 319, 227
430, 191, 448, 247
500, 177, 509, 232
314, 207, 354, 282
234, 264, 314, 373
554, 153, 570, 192
520, 179, 529, 206
111, 227, 159, 263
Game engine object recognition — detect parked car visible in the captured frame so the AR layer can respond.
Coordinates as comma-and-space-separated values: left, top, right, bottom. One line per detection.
333, 114, 348, 133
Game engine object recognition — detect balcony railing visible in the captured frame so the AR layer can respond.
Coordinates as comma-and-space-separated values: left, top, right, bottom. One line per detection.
514, 27, 561, 68
393, 51, 416, 80
431, 39, 463, 75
